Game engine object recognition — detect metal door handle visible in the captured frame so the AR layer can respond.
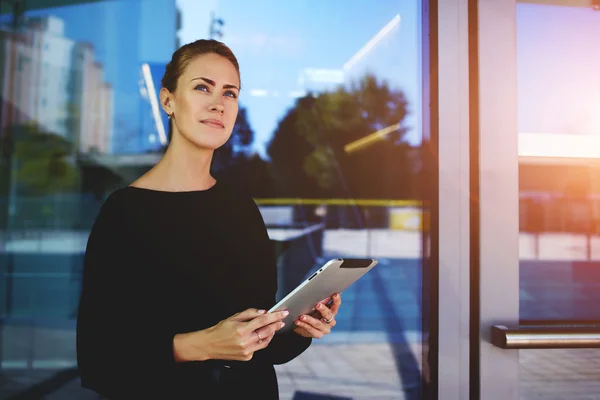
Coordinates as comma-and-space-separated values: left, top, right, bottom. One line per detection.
491, 324, 600, 349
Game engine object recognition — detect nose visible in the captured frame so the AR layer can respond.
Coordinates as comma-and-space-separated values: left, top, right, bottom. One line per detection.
209, 98, 224, 114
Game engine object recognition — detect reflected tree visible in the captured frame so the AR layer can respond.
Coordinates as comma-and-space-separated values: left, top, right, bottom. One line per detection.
211, 105, 276, 197
212, 106, 254, 170
4, 123, 79, 195
267, 96, 325, 198
268, 74, 416, 199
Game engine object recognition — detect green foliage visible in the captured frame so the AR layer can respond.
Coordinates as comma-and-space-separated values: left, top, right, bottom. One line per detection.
9, 123, 79, 195
212, 106, 254, 171
268, 74, 415, 199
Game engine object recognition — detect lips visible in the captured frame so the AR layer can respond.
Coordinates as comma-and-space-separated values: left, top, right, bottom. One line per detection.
201, 119, 224, 129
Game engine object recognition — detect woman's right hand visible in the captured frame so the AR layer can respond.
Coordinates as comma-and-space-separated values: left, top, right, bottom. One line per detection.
177, 308, 289, 362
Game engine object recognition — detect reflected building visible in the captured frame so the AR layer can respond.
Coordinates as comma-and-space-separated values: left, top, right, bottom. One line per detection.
2, 0, 179, 154
0, 15, 113, 154
0, 29, 33, 133
73, 42, 114, 154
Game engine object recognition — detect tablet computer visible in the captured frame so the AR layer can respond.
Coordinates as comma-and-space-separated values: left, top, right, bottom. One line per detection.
268, 258, 378, 332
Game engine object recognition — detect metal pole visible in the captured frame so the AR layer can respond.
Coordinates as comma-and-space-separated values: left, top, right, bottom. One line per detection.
366, 207, 371, 257
3, 0, 25, 230
0, 0, 25, 374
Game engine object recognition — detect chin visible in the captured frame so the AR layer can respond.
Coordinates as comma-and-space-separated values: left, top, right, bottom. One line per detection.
183, 131, 231, 151
192, 138, 230, 151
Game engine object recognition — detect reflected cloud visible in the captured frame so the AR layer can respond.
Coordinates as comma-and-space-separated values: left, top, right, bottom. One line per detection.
301, 68, 345, 85
289, 90, 307, 98
248, 89, 302, 98
249, 89, 269, 97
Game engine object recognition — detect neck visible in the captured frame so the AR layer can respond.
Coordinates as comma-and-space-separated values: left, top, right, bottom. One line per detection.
154, 134, 216, 191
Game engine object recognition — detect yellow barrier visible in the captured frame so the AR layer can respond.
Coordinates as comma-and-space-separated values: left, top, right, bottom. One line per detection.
389, 208, 430, 231
254, 198, 421, 207
253, 198, 429, 231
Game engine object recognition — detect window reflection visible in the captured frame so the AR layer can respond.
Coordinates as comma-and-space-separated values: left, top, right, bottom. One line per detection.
0, 1, 426, 398
517, 3, 600, 322
517, 3, 600, 399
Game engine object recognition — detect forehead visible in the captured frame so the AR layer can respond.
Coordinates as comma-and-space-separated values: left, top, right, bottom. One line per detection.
181, 53, 240, 87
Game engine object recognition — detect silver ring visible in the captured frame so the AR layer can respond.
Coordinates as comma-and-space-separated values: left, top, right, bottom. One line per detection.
256, 331, 263, 343
322, 317, 333, 324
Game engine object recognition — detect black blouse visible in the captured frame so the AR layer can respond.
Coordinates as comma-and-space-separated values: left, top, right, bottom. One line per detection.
76, 180, 312, 399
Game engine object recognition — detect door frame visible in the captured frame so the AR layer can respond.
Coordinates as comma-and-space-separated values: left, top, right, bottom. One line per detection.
434, 0, 521, 398
474, 0, 520, 398
431, 0, 476, 398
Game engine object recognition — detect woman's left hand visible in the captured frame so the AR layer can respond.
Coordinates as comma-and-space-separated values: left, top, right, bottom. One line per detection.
293, 293, 341, 338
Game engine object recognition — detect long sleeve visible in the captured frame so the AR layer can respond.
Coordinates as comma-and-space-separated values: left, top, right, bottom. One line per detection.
76, 193, 178, 398
258, 327, 312, 365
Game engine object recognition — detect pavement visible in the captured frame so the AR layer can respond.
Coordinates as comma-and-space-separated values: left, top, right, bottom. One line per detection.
5, 343, 600, 399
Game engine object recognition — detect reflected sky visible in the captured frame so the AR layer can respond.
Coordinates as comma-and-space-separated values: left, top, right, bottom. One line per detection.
517, 4, 600, 137
4, 1, 600, 156
177, 0, 422, 157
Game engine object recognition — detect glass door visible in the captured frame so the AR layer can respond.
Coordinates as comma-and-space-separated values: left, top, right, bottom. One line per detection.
477, 0, 600, 398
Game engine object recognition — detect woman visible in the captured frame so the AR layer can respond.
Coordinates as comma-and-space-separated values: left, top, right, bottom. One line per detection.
76, 39, 342, 399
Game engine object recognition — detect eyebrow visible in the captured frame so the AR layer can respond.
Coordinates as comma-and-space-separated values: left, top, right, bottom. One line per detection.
192, 77, 239, 91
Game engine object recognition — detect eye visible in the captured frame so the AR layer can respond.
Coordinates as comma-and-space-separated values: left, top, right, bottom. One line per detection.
194, 84, 209, 92
224, 90, 238, 99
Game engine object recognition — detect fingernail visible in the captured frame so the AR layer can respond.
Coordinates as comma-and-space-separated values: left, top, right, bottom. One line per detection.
258, 310, 266, 314
283, 310, 289, 316
316, 304, 323, 309
280, 322, 286, 328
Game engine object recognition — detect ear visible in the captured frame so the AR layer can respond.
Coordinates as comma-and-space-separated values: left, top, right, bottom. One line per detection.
160, 87, 174, 116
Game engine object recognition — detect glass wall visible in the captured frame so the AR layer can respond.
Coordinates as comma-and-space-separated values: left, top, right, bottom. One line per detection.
0, 1, 178, 397
0, 0, 428, 398
517, 2, 600, 398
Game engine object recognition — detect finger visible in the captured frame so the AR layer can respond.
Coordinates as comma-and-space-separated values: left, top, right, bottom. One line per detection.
315, 302, 334, 321
246, 310, 289, 332
231, 308, 267, 322
251, 331, 276, 352
253, 330, 264, 344
251, 329, 275, 347
239, 331, 265, 355
255, 320, 286, 340
295, 318, 325, 338
298, 314, 333, 333
319, 297, 332, 306
329, 293, 342, 314
263, 330, 276, 345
